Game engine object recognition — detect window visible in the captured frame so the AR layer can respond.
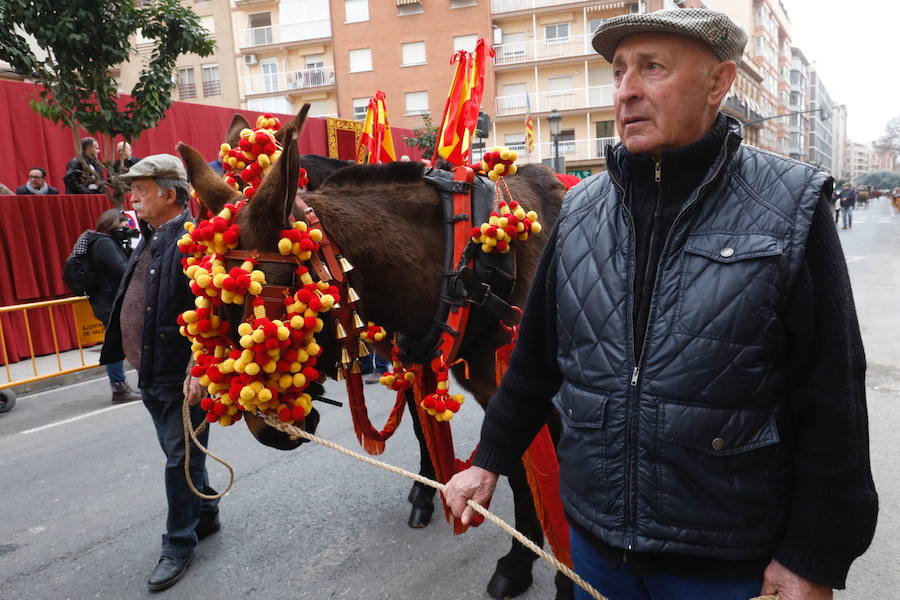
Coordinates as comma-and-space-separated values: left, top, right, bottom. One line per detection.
200, 15, 215, 34
248, 96, 291, 114
547, 75, 574, 110
402, 41, 426, 66
499, 32, 526, 61
345, 0, 368, 23
248, 12, 273, 46
349, 48, 372, 72
397, 0, 424, 16
352, 97, 370, 121
790, 91, 801, 107
404, 91, 429, 115
499, 82, 528, 113
201, 63, 221, 96
177, 67, 196, 99
504, 133, 524, 147
453, 34, 478, 52
588, 19, 605, 34
558, 129, 576, 153
545, 23, 570, 42
595, 120, 615, 138
260, 59, 280, 92
306, 100, 328, 117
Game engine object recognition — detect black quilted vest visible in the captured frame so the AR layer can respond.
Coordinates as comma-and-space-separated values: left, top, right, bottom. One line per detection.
553, 118, 827, 558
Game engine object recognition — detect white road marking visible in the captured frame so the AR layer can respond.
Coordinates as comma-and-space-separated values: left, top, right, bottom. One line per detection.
18, 402, 136, 435
878, 218, 893, 224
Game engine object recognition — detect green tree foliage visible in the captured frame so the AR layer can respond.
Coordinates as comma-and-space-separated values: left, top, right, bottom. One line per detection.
856, 170, 900, 190
403, 113, 438, 160
0, 0, 214, 201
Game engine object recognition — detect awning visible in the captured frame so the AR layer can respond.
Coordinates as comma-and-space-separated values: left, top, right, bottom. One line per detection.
396, 0, 421, 5
587, 2, 628, 11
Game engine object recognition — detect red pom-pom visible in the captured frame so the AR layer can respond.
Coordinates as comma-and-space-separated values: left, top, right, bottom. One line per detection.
205, 411, 218, 423
200, 397, 216, 411
291, 404, 308, 421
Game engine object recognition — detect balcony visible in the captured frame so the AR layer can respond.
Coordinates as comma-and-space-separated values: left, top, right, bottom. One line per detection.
202, 80, 222, 97
177, 82, 197, 100
492, 0, 620, 13
473, 137, 619, 165
495, 85, 614, 116
240, 19, 331, 49
494, 34, 595, 66
244, 66, 336, 96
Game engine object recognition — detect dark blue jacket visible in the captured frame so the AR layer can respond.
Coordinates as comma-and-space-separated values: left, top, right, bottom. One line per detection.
100, 210, 194, 388
553, 118, 827, 558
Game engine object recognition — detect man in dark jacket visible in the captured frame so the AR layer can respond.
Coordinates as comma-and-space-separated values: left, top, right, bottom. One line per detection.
15, 167, 60, 195
838, 183, 857, 229
444, 8, 876, 600
63, 137, 106, 194
100, 155, 219, 592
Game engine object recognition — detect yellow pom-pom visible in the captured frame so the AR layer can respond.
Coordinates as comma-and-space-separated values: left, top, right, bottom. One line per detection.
257, 388, 273, 402
309, 228, 323, 242
531, 221, 542, 234
293, 373, 307, 388
248, 281, 263, 295
278, 238, 293, 255
508, 164, 518, 175
245, 362, 260, 376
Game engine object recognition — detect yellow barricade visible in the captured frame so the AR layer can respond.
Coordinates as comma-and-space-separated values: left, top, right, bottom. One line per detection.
0, 296, 104, 391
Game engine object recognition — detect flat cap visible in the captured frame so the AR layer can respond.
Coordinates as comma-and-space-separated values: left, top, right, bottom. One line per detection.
119, 154, 187, 182
592, 8, 748, 64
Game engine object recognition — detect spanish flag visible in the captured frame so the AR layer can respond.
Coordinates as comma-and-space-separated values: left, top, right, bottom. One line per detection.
524, 92, 535, 153
433, 38, 494, 166
359, 90, 396, 164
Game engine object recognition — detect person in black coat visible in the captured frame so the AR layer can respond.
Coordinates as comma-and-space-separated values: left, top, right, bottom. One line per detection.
86, 209, 141, 403
64, 137, 107, 194
15, 167, 60, 195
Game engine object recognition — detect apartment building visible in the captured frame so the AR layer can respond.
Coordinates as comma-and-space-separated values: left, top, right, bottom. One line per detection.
786, 47, 808, 161
489, 0, 637, 176
118, 0, 240, 109
706, 0, 791, 153
807, 66, 834, 173
831, 103, 848, 181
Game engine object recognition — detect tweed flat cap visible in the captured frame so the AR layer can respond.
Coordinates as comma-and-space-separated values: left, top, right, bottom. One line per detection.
119, 154, 187, 182
592, 8, 748, 64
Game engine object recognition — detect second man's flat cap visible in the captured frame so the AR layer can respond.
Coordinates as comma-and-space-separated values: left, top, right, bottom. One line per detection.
592, 8, 748, 64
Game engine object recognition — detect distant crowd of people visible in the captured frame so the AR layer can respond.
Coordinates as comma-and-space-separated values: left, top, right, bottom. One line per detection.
0, 136, 139, 196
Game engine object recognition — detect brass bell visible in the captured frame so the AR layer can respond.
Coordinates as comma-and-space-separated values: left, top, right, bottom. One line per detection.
346, 287, 361, 303
350, 359, 362, 374
335, 365, 345, 381
340, 347, 351, 365
357, 341, 370, 357
335, 322, 348, 340
338, 256, 354, 273
352, 311, 365, 329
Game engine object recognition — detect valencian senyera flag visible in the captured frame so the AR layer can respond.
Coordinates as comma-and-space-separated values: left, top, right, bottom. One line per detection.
433, 38, 494, 166
524, 93, 535, 154
359, 90, 396, 164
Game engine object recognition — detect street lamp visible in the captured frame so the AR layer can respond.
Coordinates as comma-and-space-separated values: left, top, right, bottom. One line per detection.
547, 109, 562, 172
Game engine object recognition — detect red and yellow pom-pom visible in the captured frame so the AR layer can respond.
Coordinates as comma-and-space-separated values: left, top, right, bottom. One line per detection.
470, 200, 542, 254
480, 146, 519, 182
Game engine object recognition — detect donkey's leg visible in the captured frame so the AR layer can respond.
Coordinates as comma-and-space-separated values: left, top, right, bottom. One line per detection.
405, 389, 436, 529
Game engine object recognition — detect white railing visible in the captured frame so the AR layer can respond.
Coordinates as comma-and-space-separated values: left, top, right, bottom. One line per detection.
240, 19, 331, 48
494, 33, 595, 66
492, 0, 592, 12
472, 137, 618, 165
496, 85, 614, 116
244, 66, 336, 95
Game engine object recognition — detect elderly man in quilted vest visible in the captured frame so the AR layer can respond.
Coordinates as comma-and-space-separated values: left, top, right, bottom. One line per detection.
444, 8, 876, 600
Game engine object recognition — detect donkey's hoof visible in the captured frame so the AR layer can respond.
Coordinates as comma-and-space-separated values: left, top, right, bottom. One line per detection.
486, 568, 533, 599
407, 503, 434, 528
554, 570, 575, 600
407, 483, 434, 505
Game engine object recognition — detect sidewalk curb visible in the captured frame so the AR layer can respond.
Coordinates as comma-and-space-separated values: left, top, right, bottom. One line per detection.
8, 366, 136, 398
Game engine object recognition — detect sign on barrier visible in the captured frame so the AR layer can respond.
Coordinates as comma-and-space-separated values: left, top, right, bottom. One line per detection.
72, 300, 106, 345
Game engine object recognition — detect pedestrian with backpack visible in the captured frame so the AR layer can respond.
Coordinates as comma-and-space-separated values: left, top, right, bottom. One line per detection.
65, 209, 141, 403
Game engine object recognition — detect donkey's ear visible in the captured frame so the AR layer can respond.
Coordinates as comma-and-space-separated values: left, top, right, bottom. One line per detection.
225, 114, 252, 148
274, 103, 310, 147
177, 141, 242, 215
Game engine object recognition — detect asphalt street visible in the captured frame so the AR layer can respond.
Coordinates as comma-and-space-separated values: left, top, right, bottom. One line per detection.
1, 198, 897, 600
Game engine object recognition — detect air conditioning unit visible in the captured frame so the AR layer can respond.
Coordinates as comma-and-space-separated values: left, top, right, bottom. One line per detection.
244, 54, 258, 66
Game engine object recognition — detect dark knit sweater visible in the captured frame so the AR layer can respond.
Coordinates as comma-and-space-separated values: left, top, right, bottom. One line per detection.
473, 118, 877, 588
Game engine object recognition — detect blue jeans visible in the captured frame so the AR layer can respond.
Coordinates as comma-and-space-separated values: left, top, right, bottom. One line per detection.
841, 204, 853, 228
105, 360, 126, 386
569, 527, 763, 600
359, 351, 391, 375
142, 385, 219, 559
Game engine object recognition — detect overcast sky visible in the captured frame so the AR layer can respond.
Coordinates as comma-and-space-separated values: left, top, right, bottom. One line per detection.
784, 0, 898, 144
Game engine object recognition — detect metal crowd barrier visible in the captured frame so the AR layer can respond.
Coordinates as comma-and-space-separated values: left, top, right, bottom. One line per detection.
0, 296, 104, 411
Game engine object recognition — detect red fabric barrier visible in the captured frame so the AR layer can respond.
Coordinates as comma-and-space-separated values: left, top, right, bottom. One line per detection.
0, 194, 113, 363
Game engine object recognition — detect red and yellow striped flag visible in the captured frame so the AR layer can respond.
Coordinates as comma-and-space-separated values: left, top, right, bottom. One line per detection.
359, 90, 396, 164
433, 38, 494, 166
524, 114, 535, 153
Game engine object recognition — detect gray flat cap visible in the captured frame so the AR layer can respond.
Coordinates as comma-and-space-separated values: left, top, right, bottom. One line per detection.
592, 8, 748, 64
119, 154, 187, 182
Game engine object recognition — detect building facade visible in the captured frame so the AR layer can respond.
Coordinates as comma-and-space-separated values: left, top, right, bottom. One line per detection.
831, 103, 848, 181
807, 65, 834, 173
787, 47, 808, 161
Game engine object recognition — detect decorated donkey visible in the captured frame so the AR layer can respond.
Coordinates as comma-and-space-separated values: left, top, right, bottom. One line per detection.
176, 106, 569, 599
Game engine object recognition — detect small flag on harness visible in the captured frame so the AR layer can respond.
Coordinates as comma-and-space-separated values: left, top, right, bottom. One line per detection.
433, 38, 494, 166
359, 90, 397, 164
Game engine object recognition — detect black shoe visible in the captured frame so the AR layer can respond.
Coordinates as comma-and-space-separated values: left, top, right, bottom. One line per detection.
111, 383, 141, 404
196, 518, 221, 541
147, 555, 193, 592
